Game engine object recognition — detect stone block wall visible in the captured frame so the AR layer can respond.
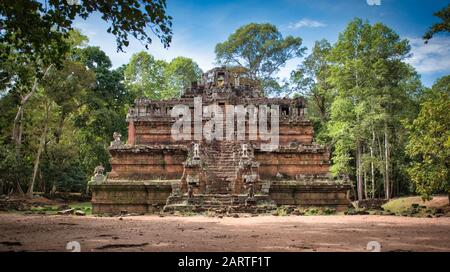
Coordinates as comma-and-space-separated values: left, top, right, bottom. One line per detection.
256, 152, 330, 179
91, 181, 172, 214
108, 148, 187, 180
269, 181, 351, 211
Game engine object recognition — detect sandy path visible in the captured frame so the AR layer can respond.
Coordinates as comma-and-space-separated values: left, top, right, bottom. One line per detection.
0, 213, 449, 252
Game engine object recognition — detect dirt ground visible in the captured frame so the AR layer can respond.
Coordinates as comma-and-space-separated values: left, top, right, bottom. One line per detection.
0, 213, 449, 252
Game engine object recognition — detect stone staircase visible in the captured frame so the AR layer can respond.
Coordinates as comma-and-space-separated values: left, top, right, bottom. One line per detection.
163, 140, 277, 213
204, 141, 238, 194
164, 194, 276, 213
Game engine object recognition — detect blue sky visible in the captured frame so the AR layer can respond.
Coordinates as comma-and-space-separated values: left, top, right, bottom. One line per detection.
74, 0, 450, 87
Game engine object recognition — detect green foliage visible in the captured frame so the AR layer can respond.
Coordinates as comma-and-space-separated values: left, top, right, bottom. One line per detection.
125, 52, 202, 99
423, 4, 450, 42
41, 143, 86, 192
0, 33, 132, 194
290, 40, 333, 142
406, 78, 450, 200
290, 18, 423, 199
0, 30, 205, 195
215, 23, 306, 95
71, 46, 130, 177
0, 0, 172, 67
165, 57, 203, 96
0, 143, 32, 194
124, 51, 169, 99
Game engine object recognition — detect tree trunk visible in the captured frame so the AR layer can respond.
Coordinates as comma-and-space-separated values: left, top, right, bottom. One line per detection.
12, 64, 53, 152
384, 125, 390, 200
357, 141, 363, 201
55, 112, 66, 144
27, 102, 49, 198
364, 165, 368, 199
370, 130, 375, 199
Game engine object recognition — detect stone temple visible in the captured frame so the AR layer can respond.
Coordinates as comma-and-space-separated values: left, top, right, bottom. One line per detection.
90, 67, 350, 214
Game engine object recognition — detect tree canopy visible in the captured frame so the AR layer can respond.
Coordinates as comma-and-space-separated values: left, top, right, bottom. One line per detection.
215, 23, 305, 94
423, 3, 450, 43
0, 0, 173, 67
125, 52, 202, 99
289, 18, 424, 200
406, 76, 450, 201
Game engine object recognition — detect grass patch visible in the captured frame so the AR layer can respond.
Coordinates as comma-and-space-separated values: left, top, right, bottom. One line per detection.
29, 205, 61, 215
382, 197, 424, 214
382, 196, 448, 217
68, 202, 92, 215
20, 202, 92, 215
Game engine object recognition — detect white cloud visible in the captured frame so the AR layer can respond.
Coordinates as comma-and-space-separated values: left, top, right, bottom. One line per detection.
288, 19, 326, 29
71, 16, 217, 72
406, 36, 450, 74
73, 21, 97, 38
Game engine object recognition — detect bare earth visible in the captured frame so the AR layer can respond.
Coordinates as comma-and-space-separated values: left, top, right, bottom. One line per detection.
0, 213, 449, 252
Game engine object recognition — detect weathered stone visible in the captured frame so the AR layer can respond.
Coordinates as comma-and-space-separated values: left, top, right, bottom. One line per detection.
75, 210, 85, 216
58, 208, 75, 215
91, 67, 351, 214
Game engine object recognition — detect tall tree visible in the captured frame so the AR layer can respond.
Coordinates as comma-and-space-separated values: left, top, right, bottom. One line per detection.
125, 53, 203, 99
43, 61, 96, 144
124, 51, 168, 99
72, 46, 129, 185
290, 39, 333, 143
215, 23, 306, 94
165, 57, 202, 97
406, 76, 450, 205
27, 60, 96, 197
326, 18, 418, 200
1, 0, 172, 177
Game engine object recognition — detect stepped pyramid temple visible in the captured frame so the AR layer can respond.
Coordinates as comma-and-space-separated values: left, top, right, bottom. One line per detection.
90, 67, 351, 214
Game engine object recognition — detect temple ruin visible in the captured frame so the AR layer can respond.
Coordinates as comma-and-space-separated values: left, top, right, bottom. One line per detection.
90, 67, 351, 214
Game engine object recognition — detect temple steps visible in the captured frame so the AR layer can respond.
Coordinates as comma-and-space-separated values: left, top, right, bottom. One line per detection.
163, 194, 276, 213
204, 140, 240, 194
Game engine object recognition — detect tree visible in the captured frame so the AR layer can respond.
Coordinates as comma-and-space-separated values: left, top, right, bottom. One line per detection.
1, 0, 172, 168
124, 52, 202, 99
423, 4, 450, 43
1, 28, 134, 196
406, 76, 450, 204
290, 39, 333, 143
124, 51, 168, 99
8, 31, 86, 192
43, 61, 96, 144
326, 18, 418, 200
215, 23, 305, 94
0, 0, 173, 67
165, 57, 202, 97
71, 46, 130, 186
27, 60, 96, 197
